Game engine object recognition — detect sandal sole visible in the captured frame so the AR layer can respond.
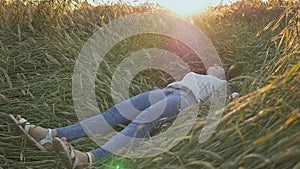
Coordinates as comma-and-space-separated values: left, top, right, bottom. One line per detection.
53, 137, 74, 169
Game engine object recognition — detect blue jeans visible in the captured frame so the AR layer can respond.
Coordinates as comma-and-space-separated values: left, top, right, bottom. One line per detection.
56, 88, 197, 161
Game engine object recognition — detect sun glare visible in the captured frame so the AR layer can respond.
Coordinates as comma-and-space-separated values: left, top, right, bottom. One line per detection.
159, 0, 213, 16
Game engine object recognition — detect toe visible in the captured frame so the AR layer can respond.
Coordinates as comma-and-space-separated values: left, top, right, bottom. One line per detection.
61, 137, 70, 149
61, 137, 67, 142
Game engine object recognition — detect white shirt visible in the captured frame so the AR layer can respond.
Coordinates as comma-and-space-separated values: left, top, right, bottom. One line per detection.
167, 72, 226, 102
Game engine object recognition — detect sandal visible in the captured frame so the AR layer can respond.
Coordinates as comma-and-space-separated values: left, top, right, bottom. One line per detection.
53, 137, 93, 169
9, 114, 53, 151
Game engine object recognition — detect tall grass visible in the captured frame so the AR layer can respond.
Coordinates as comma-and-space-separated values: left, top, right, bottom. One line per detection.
0, 0, 299, 168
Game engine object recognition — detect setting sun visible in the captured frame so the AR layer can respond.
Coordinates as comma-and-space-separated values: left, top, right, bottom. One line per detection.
159, 0, 213, 16
87, 0, 227, 16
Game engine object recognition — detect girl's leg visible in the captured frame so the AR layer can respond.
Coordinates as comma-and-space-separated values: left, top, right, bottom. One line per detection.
55, 88, 174, 142
14, 88, 173, 151
90, 88, 197, 161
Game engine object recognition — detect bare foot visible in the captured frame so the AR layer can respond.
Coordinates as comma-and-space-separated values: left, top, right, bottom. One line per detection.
61, 137, 95, 169
16, 115, 57, 151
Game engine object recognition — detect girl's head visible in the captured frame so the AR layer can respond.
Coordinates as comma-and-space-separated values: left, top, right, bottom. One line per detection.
207, 64, 243, 81
207, 65, 226, 80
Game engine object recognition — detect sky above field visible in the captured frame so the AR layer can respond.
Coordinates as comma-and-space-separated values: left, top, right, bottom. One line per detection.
85, 0, 267, 16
